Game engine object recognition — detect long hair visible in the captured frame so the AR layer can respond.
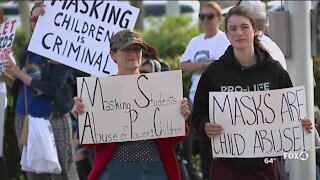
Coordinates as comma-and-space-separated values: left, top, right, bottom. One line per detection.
141, 42, 171, 72
31, 1, 44, 15
224, 6, 267, 52
142, 42, 160, 60
141, 42, 161, 72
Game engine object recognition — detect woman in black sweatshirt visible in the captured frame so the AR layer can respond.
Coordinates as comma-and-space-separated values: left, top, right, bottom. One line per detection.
192, 6, 313, 180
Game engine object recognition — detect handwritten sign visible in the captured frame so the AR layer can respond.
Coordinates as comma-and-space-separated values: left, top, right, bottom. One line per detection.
209, 86, 310, 158
77, 70, 185, 144
0, 19, 17, 75
28, 0, 140, 77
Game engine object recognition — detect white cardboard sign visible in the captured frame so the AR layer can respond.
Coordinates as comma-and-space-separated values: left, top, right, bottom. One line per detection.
28, 0, 140, 77
77, 70, 185, 144
209, 86, 310, 158
0, 19, 17, 75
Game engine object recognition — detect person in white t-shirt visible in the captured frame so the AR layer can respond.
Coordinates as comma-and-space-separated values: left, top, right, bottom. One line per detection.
238, 0, 287, 70
178, 2, 230, 180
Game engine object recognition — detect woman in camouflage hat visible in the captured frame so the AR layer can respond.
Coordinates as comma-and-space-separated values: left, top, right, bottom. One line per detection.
72, 29, 190, 180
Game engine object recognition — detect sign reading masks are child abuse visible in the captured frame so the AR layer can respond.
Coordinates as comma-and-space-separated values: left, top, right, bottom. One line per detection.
27, 0, 140, 77
209, 86, 311, 158
77, 70, 185, 144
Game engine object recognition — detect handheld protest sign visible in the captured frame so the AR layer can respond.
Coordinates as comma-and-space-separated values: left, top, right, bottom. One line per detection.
28, 1, 140, 77
209, 86, 311, 158
77, 70, 185, 144
0, 19, 17, 75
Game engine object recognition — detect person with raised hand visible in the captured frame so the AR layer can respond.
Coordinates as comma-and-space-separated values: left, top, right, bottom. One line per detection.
178, 2, 230, 179
6, 2, 78, 179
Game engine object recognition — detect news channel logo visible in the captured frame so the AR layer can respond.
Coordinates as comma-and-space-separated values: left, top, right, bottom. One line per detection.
264, 150, 309, 164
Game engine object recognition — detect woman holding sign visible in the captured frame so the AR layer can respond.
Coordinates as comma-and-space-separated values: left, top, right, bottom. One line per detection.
192, 6, 313, 180
5, 2, 79, 180
72, 29, 190, 180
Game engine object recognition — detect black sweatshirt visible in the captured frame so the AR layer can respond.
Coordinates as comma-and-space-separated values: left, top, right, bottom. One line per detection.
192, 45, 293, 169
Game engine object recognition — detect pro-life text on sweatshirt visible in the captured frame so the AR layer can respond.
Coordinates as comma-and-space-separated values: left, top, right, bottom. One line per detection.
209, 86, 311, 158
27, 0, 139, 77
77, 70, 185, 144
0, 19, 17, 75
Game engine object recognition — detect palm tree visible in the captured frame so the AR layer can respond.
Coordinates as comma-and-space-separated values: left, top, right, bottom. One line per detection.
129, 0, 144, 31
17, 1, 31, 40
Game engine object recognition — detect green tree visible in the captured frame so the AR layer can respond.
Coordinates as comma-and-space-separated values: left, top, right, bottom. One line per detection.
130, 0, 144, 31
142, 15, 199, 59
141, 15, 200, 98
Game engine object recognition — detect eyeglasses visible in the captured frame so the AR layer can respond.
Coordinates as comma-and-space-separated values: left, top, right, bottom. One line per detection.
199, 13, 216, 20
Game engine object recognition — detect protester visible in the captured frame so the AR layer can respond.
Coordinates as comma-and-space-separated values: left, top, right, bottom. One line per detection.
236, 1, 289, 178
192, 6, 313, 180
71, 29, 190, 180
237, 0, 287, 70
70, 68, 92, 180
178, 2, 229, 179
140, 43, 194, 180
0, 6, 15, 114
5, 2, 79, 179
0, 6, 15, 180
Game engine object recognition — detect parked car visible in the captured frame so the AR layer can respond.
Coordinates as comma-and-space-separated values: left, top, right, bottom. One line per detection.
143, 1, 199, 18
1, 1, 200, 31
1, 1, 34, 27
221, 1, 284, 17
266, 1, 284, 12
123, 1, 200, 30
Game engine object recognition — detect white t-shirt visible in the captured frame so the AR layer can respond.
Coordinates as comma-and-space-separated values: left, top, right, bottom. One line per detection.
259, 33, 287, 70
0, 54, 16, 107
180, 31, 230, 103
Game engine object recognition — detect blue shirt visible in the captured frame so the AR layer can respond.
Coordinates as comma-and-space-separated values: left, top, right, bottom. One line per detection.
15, 53, 52, 117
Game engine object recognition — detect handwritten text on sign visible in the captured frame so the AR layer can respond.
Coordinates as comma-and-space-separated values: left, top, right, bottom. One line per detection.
209, 86, 310, 158
28, 0, 139, 77
0, 19, 17, 75
77, 70, 185, 144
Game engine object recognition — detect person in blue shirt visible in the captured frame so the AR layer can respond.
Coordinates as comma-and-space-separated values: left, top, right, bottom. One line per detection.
4, 2, 79, 179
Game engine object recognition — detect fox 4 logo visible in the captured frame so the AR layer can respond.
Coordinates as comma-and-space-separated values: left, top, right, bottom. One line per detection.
283, 152, 309, 161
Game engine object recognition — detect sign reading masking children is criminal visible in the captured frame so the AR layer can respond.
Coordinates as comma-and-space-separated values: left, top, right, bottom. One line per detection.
27, 0, 139, 77
209, 86, 311, 158
77, 70, 185, 144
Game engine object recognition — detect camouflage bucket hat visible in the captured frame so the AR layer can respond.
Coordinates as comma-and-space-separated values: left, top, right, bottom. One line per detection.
110, 29, 147, 51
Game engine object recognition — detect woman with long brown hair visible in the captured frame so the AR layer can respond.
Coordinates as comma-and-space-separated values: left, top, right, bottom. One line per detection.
192, 6, 313, 180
